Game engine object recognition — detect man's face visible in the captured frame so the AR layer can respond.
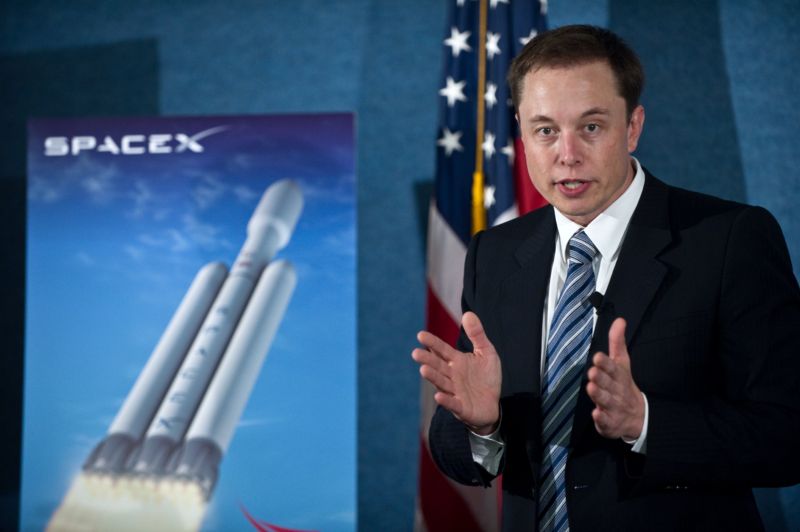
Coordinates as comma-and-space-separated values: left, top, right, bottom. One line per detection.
516, 60, 644, 226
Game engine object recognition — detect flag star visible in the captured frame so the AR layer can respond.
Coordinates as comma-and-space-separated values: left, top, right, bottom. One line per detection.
541, 0, 548, 15
457, 0, 465, 5
486, 32, 502, 60
437, 128, 464, 156
439, 76, 467, 107
444, 27, 472, 57
489, 0, 509, 8
485, 82, 498, 110
501, 141, 515, 164
482, 131, 496, 160
484, 185, 496, 208
519, 29, 538, 46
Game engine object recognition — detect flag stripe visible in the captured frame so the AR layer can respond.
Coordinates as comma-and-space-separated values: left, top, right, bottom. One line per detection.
426, 201, 467, 323
513, 138, 548, 214
425, 285, 461, 353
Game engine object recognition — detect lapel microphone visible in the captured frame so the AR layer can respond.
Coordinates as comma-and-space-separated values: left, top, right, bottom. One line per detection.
588, 291, 604, 313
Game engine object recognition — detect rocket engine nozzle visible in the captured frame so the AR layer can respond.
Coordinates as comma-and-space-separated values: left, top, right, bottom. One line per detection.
171, 438, 222, 499
82, 433, 137, 474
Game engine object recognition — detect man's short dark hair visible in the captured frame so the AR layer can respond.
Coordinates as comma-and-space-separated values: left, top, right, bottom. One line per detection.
508, 25, 644, 118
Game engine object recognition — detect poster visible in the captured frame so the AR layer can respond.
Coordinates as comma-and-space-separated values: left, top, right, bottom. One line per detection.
22, 114, 356, 531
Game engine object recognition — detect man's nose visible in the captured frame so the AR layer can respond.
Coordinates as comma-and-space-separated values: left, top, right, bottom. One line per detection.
558, 132, 582, 166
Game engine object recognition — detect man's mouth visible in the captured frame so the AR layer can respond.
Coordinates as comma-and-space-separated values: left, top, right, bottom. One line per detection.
555, 180, 591, 195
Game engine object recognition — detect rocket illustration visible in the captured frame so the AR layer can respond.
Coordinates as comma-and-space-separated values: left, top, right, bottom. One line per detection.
82, 179, 303, 498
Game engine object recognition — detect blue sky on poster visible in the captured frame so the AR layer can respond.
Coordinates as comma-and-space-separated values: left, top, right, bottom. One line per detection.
22, 114, 356, 531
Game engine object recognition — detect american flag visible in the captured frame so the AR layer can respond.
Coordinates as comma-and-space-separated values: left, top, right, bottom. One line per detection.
416, 1, 548, 530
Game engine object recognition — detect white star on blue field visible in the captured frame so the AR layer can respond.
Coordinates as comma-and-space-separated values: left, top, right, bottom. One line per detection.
22, 114, 356, 532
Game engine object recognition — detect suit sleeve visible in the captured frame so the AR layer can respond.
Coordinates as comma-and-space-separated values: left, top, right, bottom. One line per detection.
428, 231, 500, 488
635, 206, 800, 489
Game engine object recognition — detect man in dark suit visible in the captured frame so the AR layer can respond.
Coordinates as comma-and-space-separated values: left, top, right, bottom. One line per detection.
412, 25, 800, 531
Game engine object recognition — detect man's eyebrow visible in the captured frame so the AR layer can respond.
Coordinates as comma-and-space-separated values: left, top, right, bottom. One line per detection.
526, 108, 611, 124
581, 107, 610, 117
527, 114, 553, 124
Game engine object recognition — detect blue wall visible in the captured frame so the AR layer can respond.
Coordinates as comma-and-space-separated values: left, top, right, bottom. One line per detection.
1, 1, 798, 530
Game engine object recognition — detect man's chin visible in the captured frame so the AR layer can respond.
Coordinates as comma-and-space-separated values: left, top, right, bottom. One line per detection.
553, 202, 601, 226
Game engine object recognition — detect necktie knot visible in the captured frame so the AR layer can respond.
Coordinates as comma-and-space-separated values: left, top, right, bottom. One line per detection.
567, 230, 598, 266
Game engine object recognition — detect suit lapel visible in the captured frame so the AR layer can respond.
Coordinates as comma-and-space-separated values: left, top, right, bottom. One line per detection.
602, 173, 672, 346
497, 207, 556, 398
571, 172, 673, 446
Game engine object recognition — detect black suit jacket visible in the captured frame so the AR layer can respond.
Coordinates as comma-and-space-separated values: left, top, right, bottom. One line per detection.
429, 172, 800, 532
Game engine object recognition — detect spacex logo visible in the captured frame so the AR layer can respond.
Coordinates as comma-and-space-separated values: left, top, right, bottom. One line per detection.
43, 125, 229, 156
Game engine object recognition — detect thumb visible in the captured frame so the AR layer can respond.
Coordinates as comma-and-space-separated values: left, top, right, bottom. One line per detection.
462, 312, 494, 353
608, 317, 629, 363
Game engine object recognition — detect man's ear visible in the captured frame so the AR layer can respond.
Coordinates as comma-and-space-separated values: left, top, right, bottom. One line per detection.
627, 105, 645, 153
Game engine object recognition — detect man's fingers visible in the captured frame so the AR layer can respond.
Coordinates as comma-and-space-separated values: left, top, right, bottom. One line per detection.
433, 391, 462, 416
590, 352, 615, 374
419, 364, 455, 394
586, 381, 611, 408
412, 345, 454, 394
592, 408, 614, 435
412, 347, 450, 375
587, 318, 643, 441
591, 407, 606, 425
462, 311, 494, 353
417, 330, 457, 362
587, 365, 613, 393
607, 317, 628, 362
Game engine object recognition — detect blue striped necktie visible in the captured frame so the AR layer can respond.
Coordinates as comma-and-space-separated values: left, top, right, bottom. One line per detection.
538, 230, 599, 532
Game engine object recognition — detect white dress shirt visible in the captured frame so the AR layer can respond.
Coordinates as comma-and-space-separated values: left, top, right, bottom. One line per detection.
469, 158, 650, 474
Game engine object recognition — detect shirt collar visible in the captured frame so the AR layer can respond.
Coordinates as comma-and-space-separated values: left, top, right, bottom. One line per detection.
553, 157, 645, 262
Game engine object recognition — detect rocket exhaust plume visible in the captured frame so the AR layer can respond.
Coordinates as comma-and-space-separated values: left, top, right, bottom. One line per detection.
48, 179, 303, 531
47, 475, 207, 532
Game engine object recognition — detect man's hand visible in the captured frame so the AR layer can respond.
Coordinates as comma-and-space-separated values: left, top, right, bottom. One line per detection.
412, 312, 501, 435
586, 318, 645, 441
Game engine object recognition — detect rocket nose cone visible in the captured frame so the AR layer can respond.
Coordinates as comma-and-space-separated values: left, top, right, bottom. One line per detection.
247, 179, 304, 249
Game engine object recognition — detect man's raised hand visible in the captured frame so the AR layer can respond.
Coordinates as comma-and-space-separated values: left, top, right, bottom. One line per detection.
586, 317, 645, 441
412, 312, 501, 435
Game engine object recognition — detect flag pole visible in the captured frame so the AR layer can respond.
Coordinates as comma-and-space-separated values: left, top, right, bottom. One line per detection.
471, 0, 488, 235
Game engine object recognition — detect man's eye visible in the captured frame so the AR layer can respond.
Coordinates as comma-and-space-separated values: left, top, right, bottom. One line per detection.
585, 123, 599, 133
537, 127, 553, 136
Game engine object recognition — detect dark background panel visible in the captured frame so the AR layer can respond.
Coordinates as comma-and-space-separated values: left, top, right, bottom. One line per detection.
0, 39, 160, 531
610, 0, 746, 202
355, 1, 444, 526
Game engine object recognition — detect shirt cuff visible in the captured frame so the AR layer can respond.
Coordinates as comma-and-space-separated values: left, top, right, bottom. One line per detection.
621, 392, 649, 454
468, 424, 505, 475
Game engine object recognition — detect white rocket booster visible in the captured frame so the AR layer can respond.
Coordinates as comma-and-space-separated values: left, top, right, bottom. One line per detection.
83, 179, 303, 495
172, 259, 297, 495
84, 262, 228, 473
